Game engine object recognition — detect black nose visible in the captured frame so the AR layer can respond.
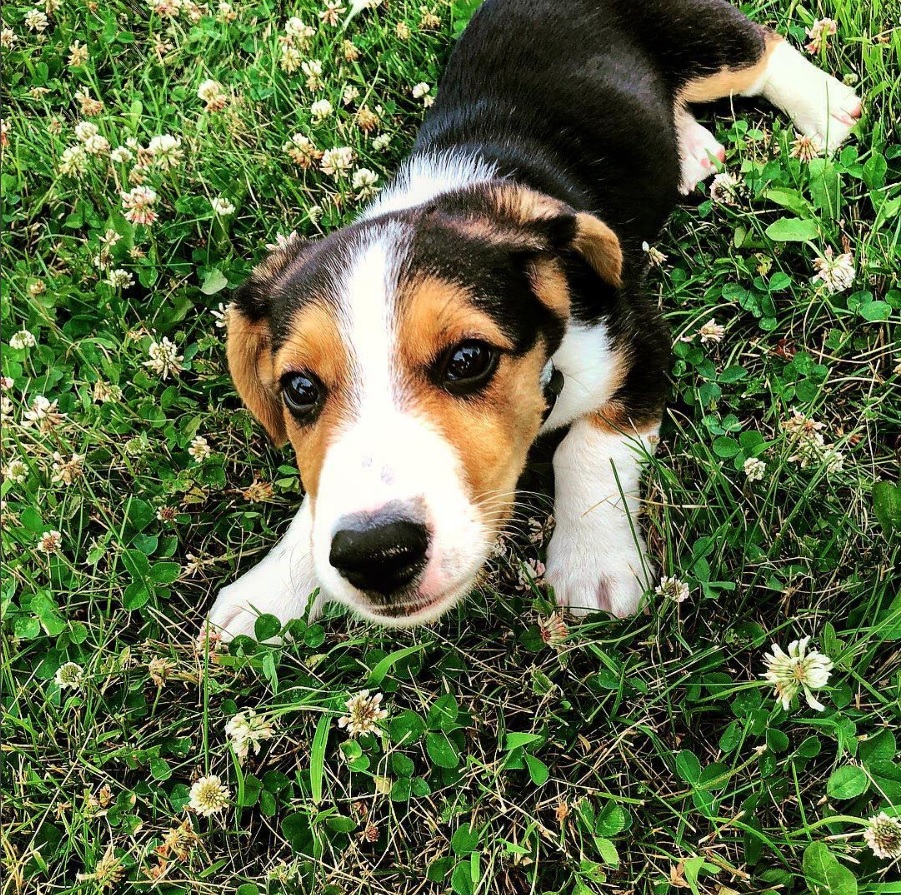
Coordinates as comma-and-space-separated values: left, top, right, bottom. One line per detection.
329, 517, 429, 596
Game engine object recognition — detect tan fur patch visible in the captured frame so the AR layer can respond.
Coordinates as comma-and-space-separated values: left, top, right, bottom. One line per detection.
589, 398, 661, 436
527, 256, 571, 317
227, 309, 286, 445
678, 30, 782, 103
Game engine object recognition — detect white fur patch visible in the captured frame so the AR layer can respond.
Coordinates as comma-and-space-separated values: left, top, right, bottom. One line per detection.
546, 420, 659, 618
541, 321, 621, 433
676, 106, 725, 194
362, 150, 500, 218
744, 40, 862, 152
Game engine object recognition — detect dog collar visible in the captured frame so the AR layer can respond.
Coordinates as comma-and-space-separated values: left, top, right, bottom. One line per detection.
540, 361, 564, 423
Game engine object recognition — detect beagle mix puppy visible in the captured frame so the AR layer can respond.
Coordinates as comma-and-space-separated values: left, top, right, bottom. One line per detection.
208, 0, 861, 637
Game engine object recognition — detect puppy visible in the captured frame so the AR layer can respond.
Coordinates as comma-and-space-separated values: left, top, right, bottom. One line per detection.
208, 0, 861, 637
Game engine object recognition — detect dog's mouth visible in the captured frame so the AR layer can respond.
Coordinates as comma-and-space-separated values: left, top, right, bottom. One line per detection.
366, 592, 447, 619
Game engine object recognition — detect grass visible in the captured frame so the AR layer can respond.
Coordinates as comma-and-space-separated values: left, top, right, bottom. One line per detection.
1, 0, 899, 891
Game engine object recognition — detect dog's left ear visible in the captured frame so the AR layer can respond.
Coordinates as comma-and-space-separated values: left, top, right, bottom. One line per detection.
226, 239, 309, 446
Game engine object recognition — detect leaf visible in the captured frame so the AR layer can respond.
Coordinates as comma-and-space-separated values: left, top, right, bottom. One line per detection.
765, 217, 819, 242
505, 731, 543, 751
366, 642, 429, 686
826, 765, 869, 800
310, 714, 330, 804
676, 750, 702, 784
426, 732, 459, 769
200, 268, 229, 295
523, 753, 549, 786
253, 614, 282, 642
426, 694, 459, 731
451, 823, 480, 856
150, 562, 180, 584
803, 842, 858, 895
872, 481, 901, 536
858, 300, 892, 321
388, 710, 426, 745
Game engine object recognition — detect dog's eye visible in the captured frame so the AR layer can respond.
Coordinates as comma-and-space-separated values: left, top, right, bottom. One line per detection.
439, 340, 499, 394
281, 371, 323, 418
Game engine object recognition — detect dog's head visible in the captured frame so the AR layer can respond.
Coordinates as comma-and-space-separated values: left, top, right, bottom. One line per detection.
228, 181, 622, 624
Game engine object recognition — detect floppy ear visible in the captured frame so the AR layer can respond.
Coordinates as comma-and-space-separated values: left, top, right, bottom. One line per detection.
226, 238, 309, 446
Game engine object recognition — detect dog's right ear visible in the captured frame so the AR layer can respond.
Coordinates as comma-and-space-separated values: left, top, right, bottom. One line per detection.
226, 239, 308, 446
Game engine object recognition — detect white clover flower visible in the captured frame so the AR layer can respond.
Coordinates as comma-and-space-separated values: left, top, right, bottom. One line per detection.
352, 167, 379, 200
302, 60, 323, 90
3, 459, 28, 484
709, 171, 743, 206
642, 241, 667, 267
210, 196, 235, 216
211, 302, 230, 329
23, 395, 65, 431
83, 134, 110, 155
310, 98, 333, 122
147, 134, 184, 170
143, 336, 183, 379
74, 121, 99, 142
805, 18, 837, 54
372, 133, 391, 152
280, 44, 303, 73
698, 319, 725, 344
284, 15, 315, 45
197, 78, 224, 103
121, 186, 158, 226
864, 812, 901, 860
24, 9, 49, 31
58, 144, 88, 176
655, 576, 690, 603
282, 133, 322, 168
55, 661, 84, 689
150, 0, 182, 17
225, 710, 275, 762
743, 457, 766, 482
812, 248, 855, 294
110, 146, 133, 164
320, 146, 354, 178
38, 529, 63, 554
92, 380, 122, 403
68, 40, 89, 67
1, 27, 16, 49
538, 611, 568, 647
342, 85, 360, 106
265, 231, 299, 252
106, 269, 133, 289
411, 82, 432, 104
307, 205, 323, 224
338, 690, 388, 737
188, 775, 230, 817
9, 329, 36, 350
51, 452, 85, 485
188, 435, 210, 463
516, 558, 545, 591
790, 134, 820, 162
762, 636, 832, 711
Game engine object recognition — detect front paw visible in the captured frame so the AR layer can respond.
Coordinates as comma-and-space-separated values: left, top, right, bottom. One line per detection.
545, 531, 652, 618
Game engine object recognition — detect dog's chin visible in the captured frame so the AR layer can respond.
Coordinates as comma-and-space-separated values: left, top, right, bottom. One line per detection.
329, 577, 477, 627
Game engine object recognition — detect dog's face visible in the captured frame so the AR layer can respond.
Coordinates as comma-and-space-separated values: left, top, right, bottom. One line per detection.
228, 182, 622, 625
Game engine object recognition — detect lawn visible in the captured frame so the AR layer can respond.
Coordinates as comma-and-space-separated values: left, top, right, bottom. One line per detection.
1, 0, 900, 892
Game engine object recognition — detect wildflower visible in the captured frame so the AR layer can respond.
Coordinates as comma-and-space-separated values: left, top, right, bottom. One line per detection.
75, 89, 104, 115
280, 44, 303, 72
102, 268, 132, 291
698, 319, 725, 344
782, 409, 824, 439
805, 18, 837, 55
144, 336, 183, 379
3, 459, 28, 484
311, 98, 333, 122
743, 456, 766, 482
24, 9, 49, 31
812, 248, 855, 294
92, 380, 122, 403
76, 845, 124, 888
301, 60, 323, 91
356, 105, 379, 133
156, 505, 177, 522
58, 144, 88, 176
38, 529, 63, 554
864, 812, 901, 860
217, 1, 236, 21
265, 231, 299, 252
159, 818, 200, 860
211, 302, 230, 329
45, 0, 62, 13
68, 40, 88, 67
110, 146, 133, 164
84, 134, 110, 155
147, 134, 184, 170
308, 205, 323, 223
283, 133, 322, 168
24, 396, 65, 432
210, 196, 235, 215
516, 558, 545, 591
338, 690, 388, 737
197, 78, 227, 111
10, 329, 36, 350
353, 167, 379, 200
189, 775, 230, 817
225, 710, 276, 762
51, 452, 85, 485
362, 823, 379, 842
420, 7, 440, 29
1, 376, 13, 390
395, 21, 411, 39
762, 635, 832, 711
709, 171, 743, 205
411, 82, 433, 106
188, 435, 210, 463
182, 1, 207, 23
284, 16, 316, 46
372, 133, 391, 152
1, 27, 16, 49
539, 611, 569, 647
242, 479, 274, 502
642, 241, 667, 267
342, 39, 359, 61
319, 0, 346, 26
121, 186, 158, 226
147, 657, 174, 686
320, 146, 354, 178
342, 85, 360, 106
790, 133, 819, 162
150, 0, 182, 17
55, 661, 84, 689
655, 575, 690, 603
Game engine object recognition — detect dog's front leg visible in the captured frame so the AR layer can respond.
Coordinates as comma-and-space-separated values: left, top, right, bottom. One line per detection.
206, 498, 320, 639
545, 414, 659, 618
